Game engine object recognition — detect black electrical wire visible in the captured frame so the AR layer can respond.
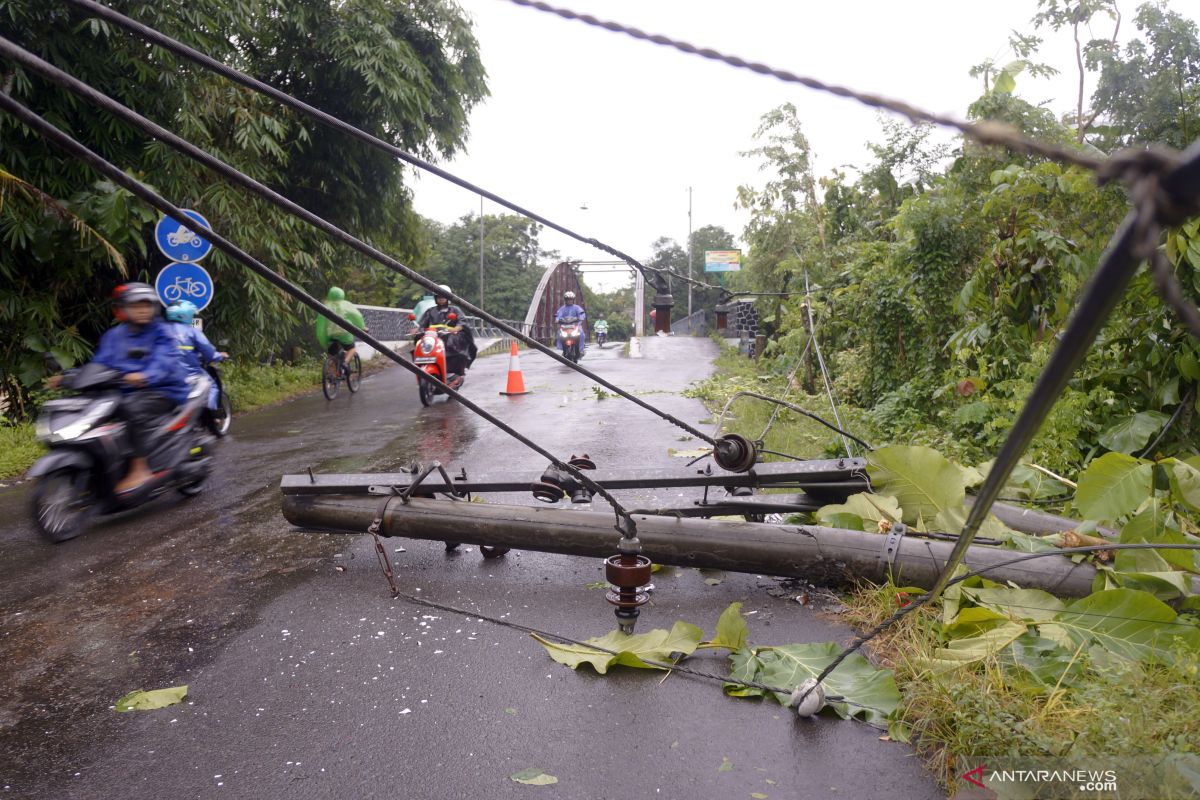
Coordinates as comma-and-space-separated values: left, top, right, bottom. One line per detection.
0, 31, 717, 448
0, 90, 640, 538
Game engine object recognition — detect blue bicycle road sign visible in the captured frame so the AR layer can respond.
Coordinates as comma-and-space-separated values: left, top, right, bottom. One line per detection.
154, 209, 213, 263
155, 262, 214, 312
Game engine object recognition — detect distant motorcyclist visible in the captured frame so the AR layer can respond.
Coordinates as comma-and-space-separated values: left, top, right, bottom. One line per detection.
315, 287, 366, 374
165, 300, 227, 409
594, 318, 609, 343
418, 285, 476, 375
555, 290, 587, 354
49, 283, 189, 494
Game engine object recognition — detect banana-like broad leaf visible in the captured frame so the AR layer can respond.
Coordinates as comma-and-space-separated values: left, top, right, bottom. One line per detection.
960, 586, 1065, 623
998, 634, 1087, 690
921, 622, 1029, 673
532, 621, 704, 674
1040, 589, 1200, 665
868, 446, 966, 528
1075, 452, 1154, 523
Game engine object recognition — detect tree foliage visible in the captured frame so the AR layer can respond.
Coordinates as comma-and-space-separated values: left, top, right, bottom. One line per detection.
414, 212, 548, 323
734, 0, 1199, 470
0, 0, 486, 419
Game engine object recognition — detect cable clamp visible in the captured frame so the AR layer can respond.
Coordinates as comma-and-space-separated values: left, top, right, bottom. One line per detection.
879, 522, 907, 578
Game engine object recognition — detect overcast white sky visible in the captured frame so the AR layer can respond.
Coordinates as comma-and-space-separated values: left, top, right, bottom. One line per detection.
410, 0, 1162, 292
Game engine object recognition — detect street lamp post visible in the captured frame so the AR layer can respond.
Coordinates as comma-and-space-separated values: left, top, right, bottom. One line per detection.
687, 186, 693, 320
479, 195, 485, 309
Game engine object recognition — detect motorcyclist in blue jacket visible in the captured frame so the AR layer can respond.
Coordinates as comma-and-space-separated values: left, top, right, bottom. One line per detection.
554, 290, 587, 354
165, 300, 227, 408
64, 283, 189, 493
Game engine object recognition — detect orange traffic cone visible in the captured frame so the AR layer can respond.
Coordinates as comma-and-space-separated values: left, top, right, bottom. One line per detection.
499, 341, 531, 396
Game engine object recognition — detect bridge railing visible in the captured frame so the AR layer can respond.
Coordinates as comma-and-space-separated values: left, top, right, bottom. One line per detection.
354, 305, 556, 350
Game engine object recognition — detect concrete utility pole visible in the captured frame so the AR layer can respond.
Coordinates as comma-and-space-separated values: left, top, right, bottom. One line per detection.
634, 269, 645, 337
686, 186, 693, 320
479, 195, 485, 309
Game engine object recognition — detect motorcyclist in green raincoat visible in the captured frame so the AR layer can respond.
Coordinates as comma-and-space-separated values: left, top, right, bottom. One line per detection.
315, 287, 367, 373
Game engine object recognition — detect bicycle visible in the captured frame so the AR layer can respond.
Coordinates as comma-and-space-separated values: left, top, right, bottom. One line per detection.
322, 342, 362, 400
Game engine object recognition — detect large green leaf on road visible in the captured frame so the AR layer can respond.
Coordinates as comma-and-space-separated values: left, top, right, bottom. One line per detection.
1075, 452, 1154, 522
533, 621, 704, 674
704, 602, 748, 652
868, 446, 966, 528
115, 685, 188, 712
729, 642, 901, 727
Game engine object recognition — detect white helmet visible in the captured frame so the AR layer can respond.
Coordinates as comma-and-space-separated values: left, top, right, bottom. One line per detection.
564, 291, 575, 300
435, 284, 452, 299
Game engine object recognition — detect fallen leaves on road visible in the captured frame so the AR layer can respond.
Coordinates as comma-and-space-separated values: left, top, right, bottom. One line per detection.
115, 685, 188, 712
668, 447, 712, 458
510, 768, 558, 786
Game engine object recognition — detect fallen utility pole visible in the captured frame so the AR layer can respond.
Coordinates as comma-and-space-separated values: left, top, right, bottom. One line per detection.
281, 494, 1098, 597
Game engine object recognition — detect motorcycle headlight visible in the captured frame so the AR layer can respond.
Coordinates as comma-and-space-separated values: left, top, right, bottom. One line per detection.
420, 338, 435, 354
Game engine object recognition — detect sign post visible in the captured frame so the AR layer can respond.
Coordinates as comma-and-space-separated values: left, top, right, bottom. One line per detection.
154, 210, 215, 311
154, 209, 213, 263
155, 262, 214, 311
703, 250, 741, 273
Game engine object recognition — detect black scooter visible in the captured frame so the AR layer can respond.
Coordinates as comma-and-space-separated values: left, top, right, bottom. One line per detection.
28, 363, 215, 543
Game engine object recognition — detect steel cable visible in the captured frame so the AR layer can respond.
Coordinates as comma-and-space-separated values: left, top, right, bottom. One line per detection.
505, 0, 1105, 171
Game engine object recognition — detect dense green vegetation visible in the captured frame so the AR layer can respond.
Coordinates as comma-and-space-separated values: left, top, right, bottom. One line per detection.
0, 0, 486, 420
685, 3, 1200, 788
722, 0, 1199, 475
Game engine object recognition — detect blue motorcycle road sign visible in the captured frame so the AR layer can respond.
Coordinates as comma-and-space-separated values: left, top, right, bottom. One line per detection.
156, 262, 214, 311
154, 209, 213, 263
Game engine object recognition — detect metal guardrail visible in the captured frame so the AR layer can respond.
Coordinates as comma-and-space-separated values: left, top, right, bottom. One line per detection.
350, 306, 554, 348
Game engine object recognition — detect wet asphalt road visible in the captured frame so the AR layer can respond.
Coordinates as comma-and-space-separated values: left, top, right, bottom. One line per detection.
0, 338, 942, 799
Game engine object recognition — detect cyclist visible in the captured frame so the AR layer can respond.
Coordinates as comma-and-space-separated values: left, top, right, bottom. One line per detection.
165, 300, 227, 409
315, 286, 366, 374
417, 285, 476, 375
555, 290, 587, 354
